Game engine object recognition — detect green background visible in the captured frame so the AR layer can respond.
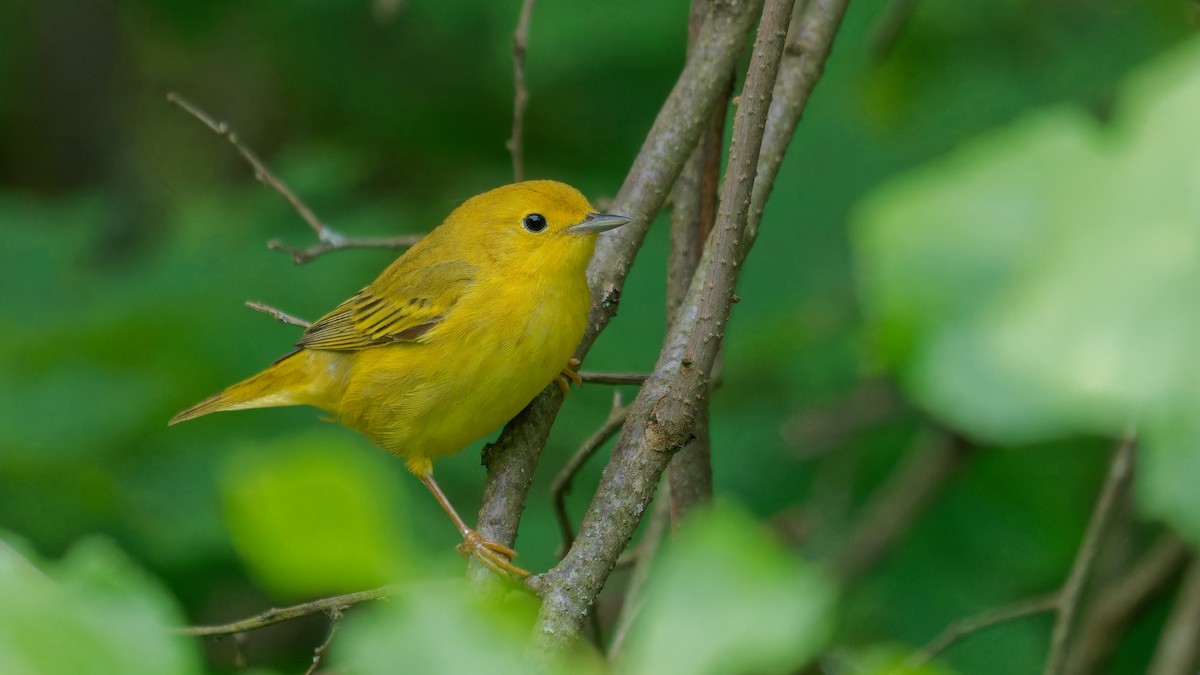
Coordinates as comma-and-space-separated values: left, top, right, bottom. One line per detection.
0, 0, 1193, 672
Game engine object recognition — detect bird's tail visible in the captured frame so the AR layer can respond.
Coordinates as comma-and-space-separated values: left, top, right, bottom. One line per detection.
169, 350, 321, 425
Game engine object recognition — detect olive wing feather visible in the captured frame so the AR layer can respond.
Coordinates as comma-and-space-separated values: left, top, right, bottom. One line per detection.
298, 257, 477, 351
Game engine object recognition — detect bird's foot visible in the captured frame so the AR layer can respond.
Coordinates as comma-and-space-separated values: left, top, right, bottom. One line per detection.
556, 358, 583, 396
456, 528, 530, 578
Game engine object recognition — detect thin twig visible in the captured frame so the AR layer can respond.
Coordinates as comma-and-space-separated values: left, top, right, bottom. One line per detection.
577, 372, 649, 385
507, 0, 537, 182
166, 93, 331, 241
833, 429, 973, 585
608, 490, 671, 660
166, 92, 423, 265
1147, 555, 1200, 675
245, 301, 312, 328
552, 393, 631, 556
268, 234, 424, 265
905, 594, 1061, 668
1066, 533, 1192, 675
304, 608, 343, 675
1044, 434, 1137, 675
179, 586, 393, 637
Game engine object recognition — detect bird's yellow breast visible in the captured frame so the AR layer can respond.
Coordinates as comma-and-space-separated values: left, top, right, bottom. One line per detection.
330, 265, 590, 466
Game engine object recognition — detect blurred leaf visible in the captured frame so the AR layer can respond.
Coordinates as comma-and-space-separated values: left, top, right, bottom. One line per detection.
0, 535, 201, 675
854, 38, 1200, 540
617, 502, 836, 675
221, 430, 409, 597
331, 579, 593, 675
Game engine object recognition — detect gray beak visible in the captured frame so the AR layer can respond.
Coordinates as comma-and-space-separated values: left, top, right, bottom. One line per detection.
568, 212, 632, 234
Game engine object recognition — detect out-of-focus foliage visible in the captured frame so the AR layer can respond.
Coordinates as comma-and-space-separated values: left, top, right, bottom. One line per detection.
617, 503, 835, 675
0, 536, 202, 675
854, 37, 1200, 544
0, 0, 1192, 672
221, 431, 410, 596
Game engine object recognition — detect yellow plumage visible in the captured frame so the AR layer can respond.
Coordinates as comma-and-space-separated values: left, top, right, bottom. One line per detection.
170, 180, 629, 576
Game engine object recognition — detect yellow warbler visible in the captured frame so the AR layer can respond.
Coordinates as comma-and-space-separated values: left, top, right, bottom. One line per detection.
170, 180, 629, 576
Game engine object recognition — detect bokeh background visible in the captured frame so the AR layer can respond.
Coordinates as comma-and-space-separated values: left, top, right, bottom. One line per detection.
1, 0, 1196, 673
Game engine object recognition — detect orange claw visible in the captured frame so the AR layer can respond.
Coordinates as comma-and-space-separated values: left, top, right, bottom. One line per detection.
556, 358, 584, 396
456, 528, 530, 577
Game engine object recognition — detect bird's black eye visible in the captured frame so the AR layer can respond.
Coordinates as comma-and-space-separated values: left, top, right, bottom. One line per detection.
523, 213, 548, 233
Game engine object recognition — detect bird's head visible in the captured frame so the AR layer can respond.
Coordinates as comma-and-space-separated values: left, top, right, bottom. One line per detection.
442, 180, 630, 278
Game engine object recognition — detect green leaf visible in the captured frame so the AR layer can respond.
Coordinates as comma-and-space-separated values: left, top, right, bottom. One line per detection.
853, 38, 1200, 541
220, 430, 410, 597
617, 502, 836, 675
331, 580, 593, 675
0, 536, 201, 675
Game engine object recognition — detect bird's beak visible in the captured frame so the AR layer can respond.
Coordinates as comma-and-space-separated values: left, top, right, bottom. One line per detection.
568, 212, 632, 235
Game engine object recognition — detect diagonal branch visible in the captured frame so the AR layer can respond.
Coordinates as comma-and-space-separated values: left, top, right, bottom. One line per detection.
529, 0, 799, 649
1147, 554, 1200, 675
1044, 433, 1137, 675
906, 593, 1061, 668
468, 0, 769, 584
551, 394, 631, 555
179, 585, 393, 637
166, 92, 423, 265
1066, 533, 1192, 675
665, 0, 730, 527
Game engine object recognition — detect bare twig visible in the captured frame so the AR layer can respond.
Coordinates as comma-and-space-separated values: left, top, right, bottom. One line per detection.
834, 430, 973, 585
179, 586, 393, 637
1044, 435, 1137, 675
507, 0, 537, 181
245, 301, 312, 328
166, 92, 423, 265
530, 0, 798, 649
577, 372, 649, 385
268, 233, 424, 265
906, 593, 1060, 668
1147, 555, 1200, 675
304, 608, 343, 675
552, 393, 631, 555
1066, 534, 1192, 675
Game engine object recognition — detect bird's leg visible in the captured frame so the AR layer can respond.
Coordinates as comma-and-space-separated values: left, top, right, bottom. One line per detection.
556, 357, 583, 396
419, 472, 530, 578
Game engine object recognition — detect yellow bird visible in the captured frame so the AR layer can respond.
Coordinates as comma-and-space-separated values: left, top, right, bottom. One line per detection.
170, 180, 629, 576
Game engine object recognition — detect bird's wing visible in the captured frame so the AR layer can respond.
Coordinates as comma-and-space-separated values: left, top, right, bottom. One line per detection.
298, 258, 477, 351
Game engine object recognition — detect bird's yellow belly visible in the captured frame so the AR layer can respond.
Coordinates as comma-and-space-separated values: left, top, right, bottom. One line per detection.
334, 283, 587, 467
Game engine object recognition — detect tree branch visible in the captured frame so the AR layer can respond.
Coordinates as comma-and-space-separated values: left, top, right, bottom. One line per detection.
468, 0, 769, 583
529, 0, 798, 649
1147, 554, 1200, 675
303, 608, 343, 675
507, 0, 537, 182
166, 92, 423, 265
1044, 434, 1137, 675
665, 0, 729, 527
245, 300, 312, 328
551, 394, 631, 555
906, 593, 1061, 668
577, 372, 649, 385
1066, 533, 1192, 675
179, 586, 393, 637
833, 429, 973, 585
